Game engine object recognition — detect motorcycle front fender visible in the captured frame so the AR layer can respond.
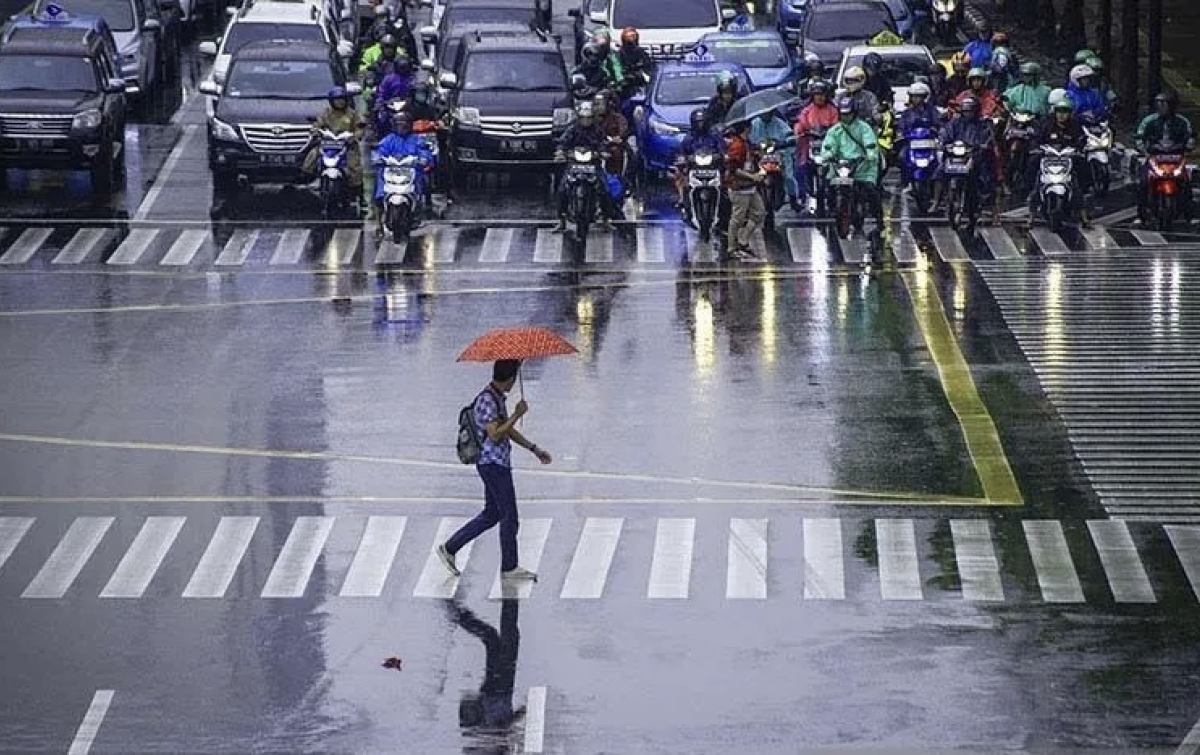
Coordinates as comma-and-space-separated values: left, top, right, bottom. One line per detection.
1089, 151, 1110, 164
387, 193, 411, 206
1043, 185, 1068, 195
322, 168, 342, 179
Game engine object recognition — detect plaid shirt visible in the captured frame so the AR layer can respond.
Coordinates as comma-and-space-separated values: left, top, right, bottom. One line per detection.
474, 386, 510, 468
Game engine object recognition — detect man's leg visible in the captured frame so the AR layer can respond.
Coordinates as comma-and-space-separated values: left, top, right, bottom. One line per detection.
727, 190, 751, 254
481, 465, 522, 574
445, 466, 502, 555
739, 189, 766, 253
552, 174, 569, 232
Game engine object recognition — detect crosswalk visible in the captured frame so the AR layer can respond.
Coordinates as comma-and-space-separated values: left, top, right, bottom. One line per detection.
1, 514, 1197, 605
976, 251, 1200, 524
0, 218, 1182, 271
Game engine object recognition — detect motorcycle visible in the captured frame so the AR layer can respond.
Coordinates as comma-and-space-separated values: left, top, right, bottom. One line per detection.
685, 148, 724, 243
375, 154, 424, 244
828, 158, 861, 240
562, 145, 606, 250
757, 137, 793, 231
412, 118, 442, 192
1144, 146, 1190, 232
902, 125, 940, 214
1036, 144, 1079, 232
1003, 110, 1038, 193
315, 128, 358, 220
942, 140, 981, 232
804, 126, 829, 216
931, 0, 961, 46
1082, 114, 1113, 197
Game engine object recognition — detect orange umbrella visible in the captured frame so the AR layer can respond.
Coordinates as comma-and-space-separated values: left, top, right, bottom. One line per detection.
457, 327, 578, 398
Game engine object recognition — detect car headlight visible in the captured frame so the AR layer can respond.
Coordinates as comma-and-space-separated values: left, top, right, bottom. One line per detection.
119, 50, 139, 70
455, 107, 480, 126
553, 107, 574, 128
72, 109, 103, 130
210, 117, 239, 142
650, 118, 681, 136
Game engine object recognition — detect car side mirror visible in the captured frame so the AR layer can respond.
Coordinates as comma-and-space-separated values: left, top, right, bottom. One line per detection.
199, 79, 220, 96
438, 72, 458, 89
345, 81, 363, 95
336, 39, 354, 58
720, 7, 736, 20
197, 40, 218, 56
567, 8, 579, 17
142, 18, 161, 30
419, 24, 437, 41
420, 58, 435, 72
588, 10, 605, 23
225, 5, 237, 15
105, 77, 126, 94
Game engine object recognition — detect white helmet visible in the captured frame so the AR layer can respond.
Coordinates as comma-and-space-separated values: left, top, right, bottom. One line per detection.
1047, 87, 1068, 106
1069, 64, 1095, 84
842, 66, 865, 92
908, 81, 931, 98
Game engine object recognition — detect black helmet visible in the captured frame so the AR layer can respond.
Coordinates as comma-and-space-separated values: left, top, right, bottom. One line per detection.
393, 56, 412, 74
862, 52, 883, 74
380, 33, 398, 48
581, 42, 602, 64
808, 79, 832, 97
1155, 91, 1179, 111
689, 108, 707, 132
958, 94, 980, 115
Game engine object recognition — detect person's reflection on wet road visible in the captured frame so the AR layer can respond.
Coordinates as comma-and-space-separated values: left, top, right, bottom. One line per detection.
447, 599, 523, 753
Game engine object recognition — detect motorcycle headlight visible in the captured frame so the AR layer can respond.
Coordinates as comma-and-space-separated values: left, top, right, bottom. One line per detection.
694, 153, 714, 167
837, 166, 851, 177
210, 117, 239, 142
72, 109, 102, 130
454, 107, 481, 127
1097, 134, 1112, 148
650, 118, 681, 136
933, 0, 955, 11
573, 148, 594, 163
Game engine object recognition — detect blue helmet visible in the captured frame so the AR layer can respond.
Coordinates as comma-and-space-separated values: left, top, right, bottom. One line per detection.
327, 86, 348, 103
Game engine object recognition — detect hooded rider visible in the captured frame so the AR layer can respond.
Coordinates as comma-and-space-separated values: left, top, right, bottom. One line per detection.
819, 95, 883, 239
947, 52, 972, 98
1026, 96, 1090, 225
1135, 91, 1197, 224
372, 111, 434, 217
359, 34, 404, 103
1003, 61, 1051, 118
1066, 64, 1109, 122
572, 42, 619, 95
304, 85, 365, 207
938, 94, 1004, 213
751, 107, 798, 210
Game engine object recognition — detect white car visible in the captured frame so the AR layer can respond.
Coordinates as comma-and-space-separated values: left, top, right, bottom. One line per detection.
835, 44, 936, 114
598, 0, 736, 61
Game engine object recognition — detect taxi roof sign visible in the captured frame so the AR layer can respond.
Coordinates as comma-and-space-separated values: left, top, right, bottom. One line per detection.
683, 44, 715, 63
725, 14, 755, 31
37, 3, 72, 22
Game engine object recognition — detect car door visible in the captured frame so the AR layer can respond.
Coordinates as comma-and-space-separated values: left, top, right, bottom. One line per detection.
131, 0, 159, 88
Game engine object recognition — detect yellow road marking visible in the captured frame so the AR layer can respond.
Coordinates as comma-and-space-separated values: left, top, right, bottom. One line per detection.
0, 431, 993, 505
902, 270, 1024, 506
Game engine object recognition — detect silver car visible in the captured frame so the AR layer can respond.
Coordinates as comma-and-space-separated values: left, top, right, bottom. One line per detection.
32, 0, 163, 99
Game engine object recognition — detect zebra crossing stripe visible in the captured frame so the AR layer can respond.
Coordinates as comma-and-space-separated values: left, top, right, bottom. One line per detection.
726, 518, 768, 600
1028, 227, 1071, 256
0, 227, 53, 265
329, 228, 361, 265
928, 226, 968, 261
339, 516, 407, 597
22, 517, 114, 599
647, 518, 694, 599
1130, 229, 1168, 246
489, 518, 552, 599
636, 226, 664, 263
431, 228, 457, 263
215, 230, 257, 265
1165, 525, 1200, 601
1023, 520, 1085, 603
533, 228, 563, 263
950, 519, 1004, 601
979, 227, 1021, 259
893, 227, 919, 265
560, 517, 622, 599
99, 517, 186, 598
877, 519, 922, 600
106, 229, 159, 265
584, 229, 614, 263
374, 237, 407, 264
802, 518, 845, 600
159, 229, 207, 266
1087, 520, 1156, 603
413, 517, 473, 598
261, 516, 335, 598
1080, 226, 1118, 250
479, 227, 516, 263
53, 228, 114, 265
0, 517, 34, 575
269, 228, 310, 265
182, 517, 259, 598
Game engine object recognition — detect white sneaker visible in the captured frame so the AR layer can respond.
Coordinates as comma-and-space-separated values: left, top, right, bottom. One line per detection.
501, 566, 538, 582
436, 544, 460, 577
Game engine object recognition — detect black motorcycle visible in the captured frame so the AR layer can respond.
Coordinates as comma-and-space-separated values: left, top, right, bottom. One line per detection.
942, 140, 982, 233
562, 145, 605, 255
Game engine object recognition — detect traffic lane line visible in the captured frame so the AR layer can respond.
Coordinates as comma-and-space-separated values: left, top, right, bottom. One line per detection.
1177, 713, 1200, 755
132, 124, 201, 222
902, 269, 1024, 506
67, 689, 114, 755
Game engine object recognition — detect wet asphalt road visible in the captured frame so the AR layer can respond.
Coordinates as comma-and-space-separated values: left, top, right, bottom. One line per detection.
3, 5, 1200, 755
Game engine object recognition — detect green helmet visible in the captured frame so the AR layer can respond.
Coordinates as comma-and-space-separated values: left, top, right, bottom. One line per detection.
1019, 61, 1041, 76
967, 67, 987, 79
1085, 56, 1104, 71
1052, 98, 1073, 113
1074, 49, 1096, 64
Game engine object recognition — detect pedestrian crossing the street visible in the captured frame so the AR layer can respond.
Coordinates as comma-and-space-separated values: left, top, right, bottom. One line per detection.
976, 252, 1200, 524
0, 218, 1189, 271
0, 514, 1197, 607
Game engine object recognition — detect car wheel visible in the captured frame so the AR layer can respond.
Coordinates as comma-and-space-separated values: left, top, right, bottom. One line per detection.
90, 140, 116, 195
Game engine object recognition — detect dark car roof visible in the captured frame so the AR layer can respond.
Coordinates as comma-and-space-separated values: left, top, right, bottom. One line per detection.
2, 11, 115, 54
232, 39, 334, 61
808, 0, 890, 13
445, 0, 538, 8
460, 33, 556, 53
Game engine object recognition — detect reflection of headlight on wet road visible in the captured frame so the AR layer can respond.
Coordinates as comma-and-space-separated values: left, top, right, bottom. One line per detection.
575, 293, 594, 361
760, 272, 776, 365
1044, 264, 1064, 369
693, 292, 715, 374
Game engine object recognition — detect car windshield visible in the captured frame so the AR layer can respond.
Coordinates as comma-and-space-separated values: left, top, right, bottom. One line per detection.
612, 0, 718, 29
461, 51, 563, 91
806, 8, 892, 40
35, 0, 134, 31
444, 7, 532, 27
223, 23, 325, 55
439, 29, 529, 71
224, 59, 333, 98
0, 54, 97, 91
657, 72, 731, 105
708, 38, 788, 68
843, 53, 929, 87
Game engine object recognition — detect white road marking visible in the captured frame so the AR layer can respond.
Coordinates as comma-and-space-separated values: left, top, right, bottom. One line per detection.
524, 686, 546, 753
928, 226, 969, 261
159, 229, 207, 266
1165, 526, 1200, 601
636, 226, 664, 262
647, 518, 694, 599
802, 518, 845, 600
339, 516, 406, 597
430, 228, 457, 263
214, 230, 257, 265
1028, 227, 1071, 256
584, 228, 614, 263
182, 516, 259, 598
1080, 226, 1118, 250
876, 518, 922, 600
1087, 520, 1156, 603
22, 517, 114, 598
133, 124, 200, 221
1023, 520, 1085, 602
1131, 229, 1168, 245
479, 227, 516, 262
268, 228, 311, 265
533, 228, 563, 263
99, 517, 185, 598
413, 517, 473, 598
106, 229, 159, 265
893, 227, 919, 264
1176, 714, 1200, 755
328, 228, 362, 265
0, 517, 34, 573
726, 518, 768, 599
1091, 206, 1138, 225
950, 519, 1004, 601
979, 226, 1020, 259
786, 226, 815, 263
490, 518, 552, 599
53, 228, 114, 265
0, 227, 53, 265
67, 689, 114, 755
560, 517, 622, 599
261, 516, 335, 597
374, 237, 407, 264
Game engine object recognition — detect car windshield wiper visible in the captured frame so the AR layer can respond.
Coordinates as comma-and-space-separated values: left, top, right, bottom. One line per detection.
478, 85, 524, 91
518, 85, 566, 91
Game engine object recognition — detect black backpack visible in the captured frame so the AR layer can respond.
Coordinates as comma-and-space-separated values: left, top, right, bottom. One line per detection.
455, 388, 493, 465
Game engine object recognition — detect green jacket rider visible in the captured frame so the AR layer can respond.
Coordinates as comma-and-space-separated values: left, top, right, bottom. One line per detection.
1003, 61, 1051, 117
820, 98, 881, 184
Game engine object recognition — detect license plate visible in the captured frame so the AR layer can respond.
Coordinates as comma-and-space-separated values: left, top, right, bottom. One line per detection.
829, 176, 854, 185
499, 139, 538, 153
23, 138, 57, 150
944, 161, 971, 175
909, 139, 938, 150
1090, 151, 1109, 163
263, 154, 298, 165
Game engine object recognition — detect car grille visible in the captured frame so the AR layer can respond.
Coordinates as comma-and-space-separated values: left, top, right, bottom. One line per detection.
240, 123, 313, 154
479, 115, 554, 139
0, 114, 73, 138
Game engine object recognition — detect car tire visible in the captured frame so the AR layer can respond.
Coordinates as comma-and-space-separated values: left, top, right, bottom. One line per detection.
90, 139, 116, 195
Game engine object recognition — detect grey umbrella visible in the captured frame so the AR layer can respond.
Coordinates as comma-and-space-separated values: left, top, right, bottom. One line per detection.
721, 87, 800, 129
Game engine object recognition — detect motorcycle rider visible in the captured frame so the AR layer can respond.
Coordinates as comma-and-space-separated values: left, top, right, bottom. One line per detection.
751, 106, 798, 212
841, 66, 880, 125
674, 107, 727, 219
1066, 64, 1109, 121
373, 111, 435, 220
1003, 61, 1051, 117
861, 52, 893, 105
588, 28, 625, 87
704, 72, 743, 129
552, 100, 615, 232
819, 95, 883, 240
595, 91, 630, 179
359, 34, 405, 103
988, 33, 1018, 93
946, 52, 972, 98
572, 42, 620, 96
896, 82, 944, 190
364, 4, 418, 61
1026, 97, 1090, 226
797, 53, 827, 101
374, 56, 416, 109
304, 86, 366, 211
937, 94, 1004, 218
952, 67, 1004, 119
923, 61, 953, 108
724, 118, 766, 261
964, 25, 994, 69
794, 80, 839, 213
616, 27, 652, 97
1135, 91, 1197, 224
1084, 56, 1119, 113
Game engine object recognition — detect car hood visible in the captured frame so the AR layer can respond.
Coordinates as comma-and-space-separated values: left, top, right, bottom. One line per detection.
0, 91, 100, 113
648, 102, 698, 128
215, 96, 325, 124
744, 66, 792, 90
456, 89, 569, 116
804, 38, 871, 67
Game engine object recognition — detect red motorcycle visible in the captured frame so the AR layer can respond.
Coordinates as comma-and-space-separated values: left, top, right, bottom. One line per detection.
1144, 149, 1190, 231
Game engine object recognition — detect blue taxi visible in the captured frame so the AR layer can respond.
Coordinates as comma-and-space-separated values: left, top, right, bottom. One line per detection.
696, 29, 797, 91
631, 58, 751, 173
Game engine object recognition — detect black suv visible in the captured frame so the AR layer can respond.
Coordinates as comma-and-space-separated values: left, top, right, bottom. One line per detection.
0, 11, 128, 193
202, 39, 359, 196
439, 32, 571, 182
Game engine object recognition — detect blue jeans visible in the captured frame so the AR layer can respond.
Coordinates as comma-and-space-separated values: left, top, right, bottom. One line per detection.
446, 464, 519, 571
